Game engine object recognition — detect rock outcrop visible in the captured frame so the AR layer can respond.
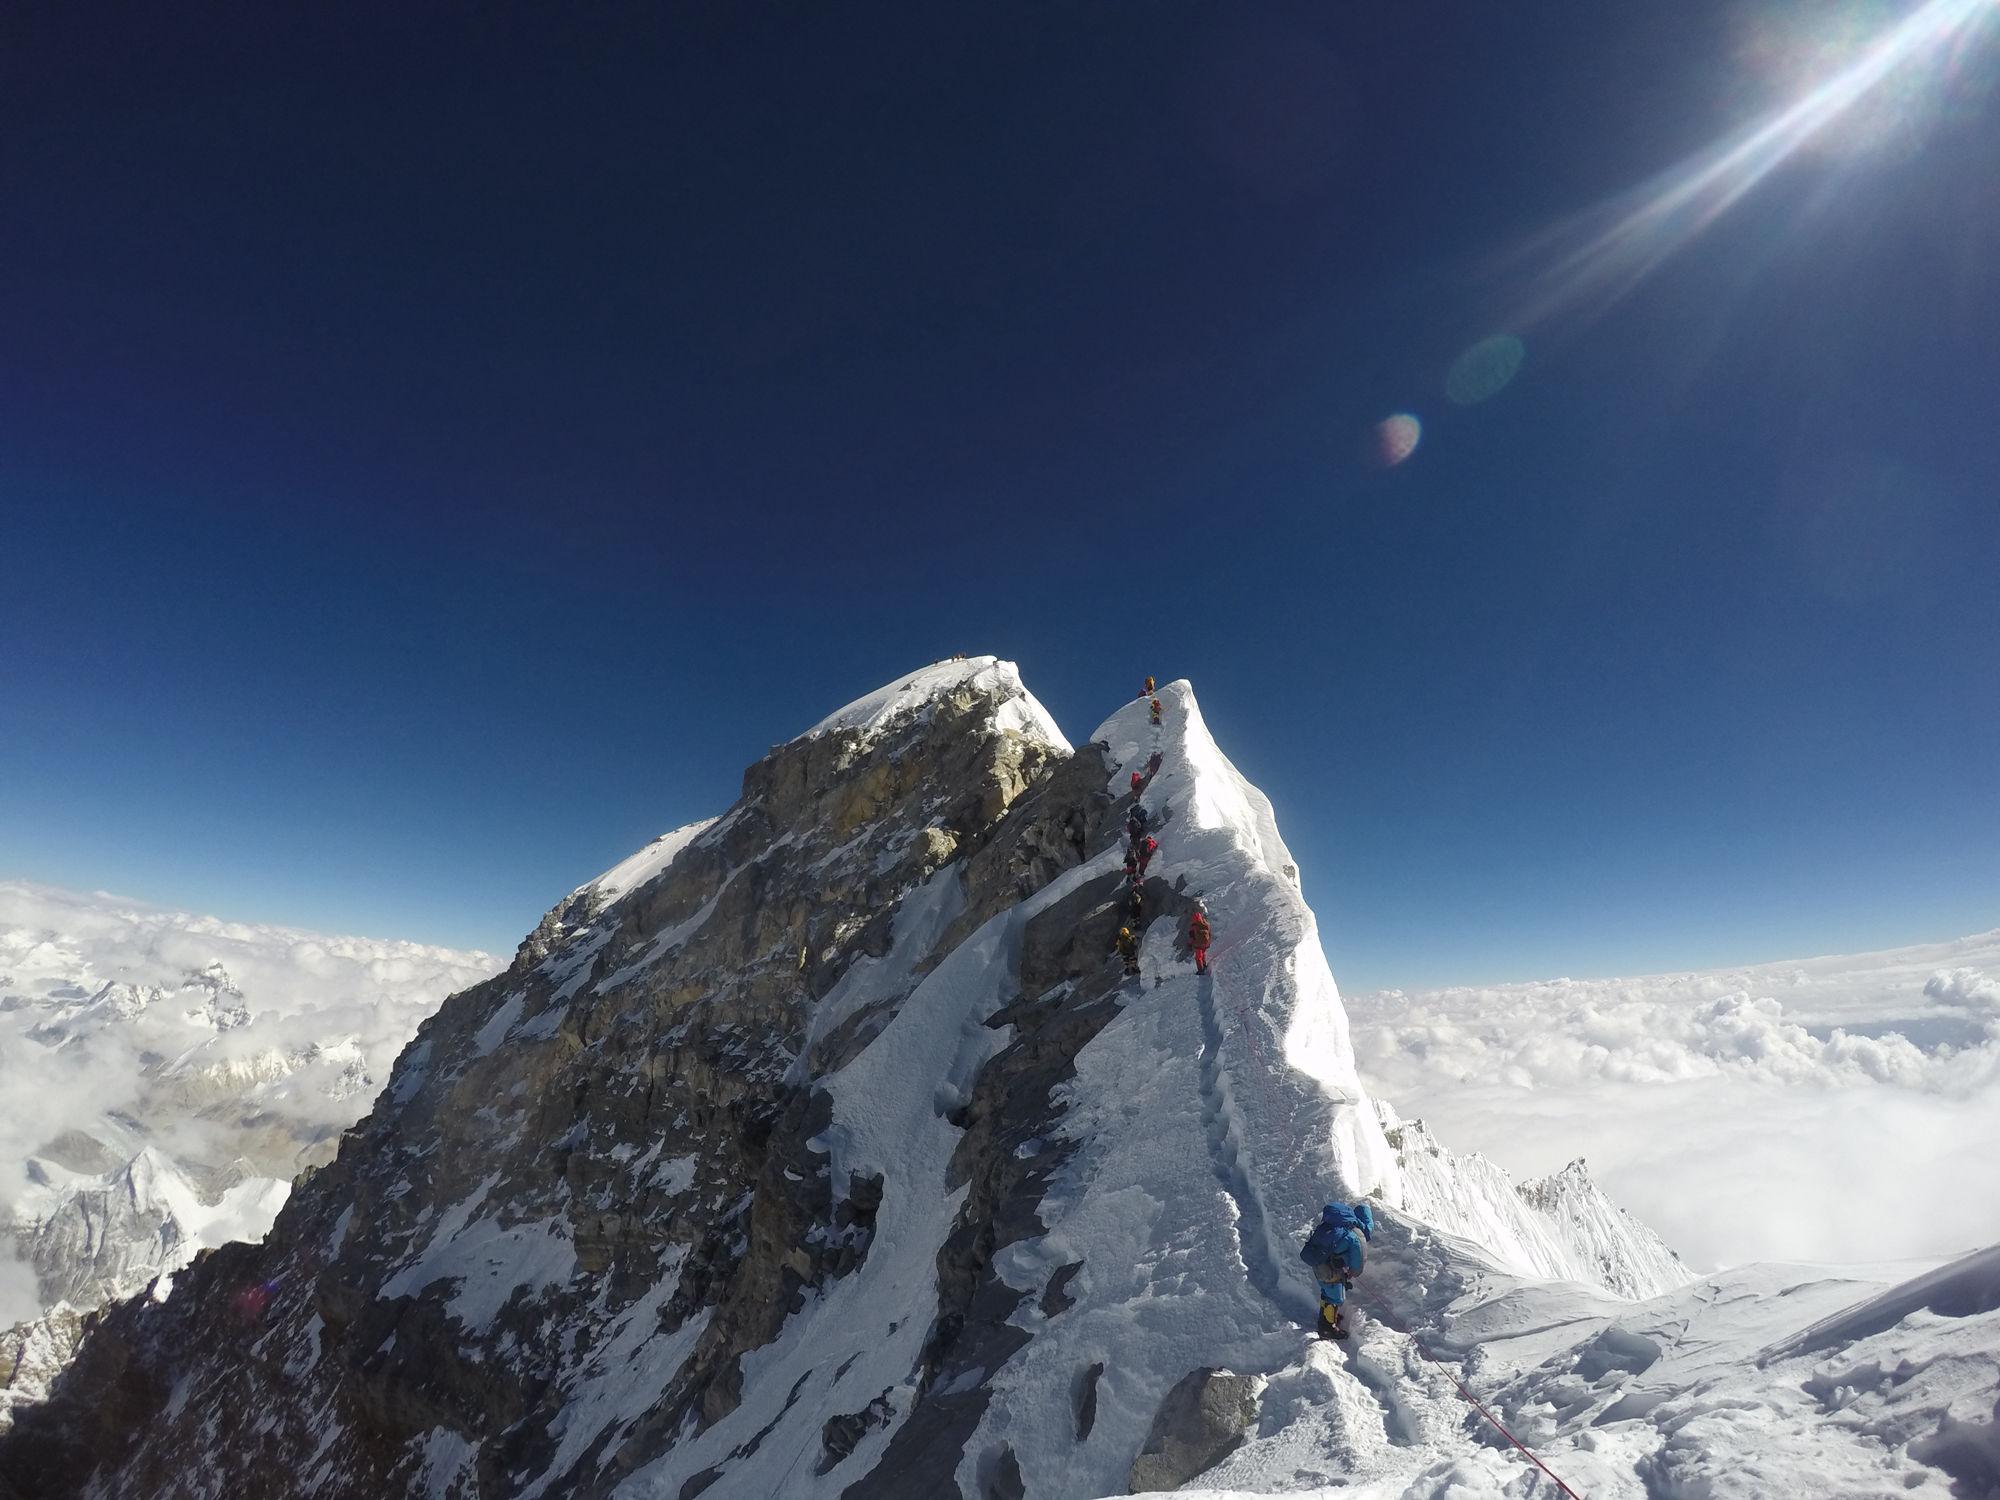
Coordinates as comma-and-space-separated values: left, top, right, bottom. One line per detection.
1125, 1367, 1260, 1493
14, 659, 1678, 1500
4, 658, 1158, 1498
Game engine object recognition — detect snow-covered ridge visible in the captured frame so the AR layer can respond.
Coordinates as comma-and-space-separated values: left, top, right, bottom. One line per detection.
1380, 1104, 1687, 1300
803, 654, 1072, 753
1091, 680, 1400, 1209
565, 818, 720, 908
7, 664, 1992, 1500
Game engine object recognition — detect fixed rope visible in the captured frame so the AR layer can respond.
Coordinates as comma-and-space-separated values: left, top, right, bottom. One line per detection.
1139, 687, 1585, 1496
1352, 1274, 1587, 1500
1196, 934, 1587, 1496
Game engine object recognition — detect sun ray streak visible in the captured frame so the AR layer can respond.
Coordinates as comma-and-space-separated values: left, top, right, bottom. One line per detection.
1511, 0, 1996, 327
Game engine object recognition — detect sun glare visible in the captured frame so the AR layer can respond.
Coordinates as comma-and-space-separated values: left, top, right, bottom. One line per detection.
1510, 0, 1998, 327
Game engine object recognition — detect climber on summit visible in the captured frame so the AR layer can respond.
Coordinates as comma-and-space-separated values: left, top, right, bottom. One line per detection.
1114, 925, 1140, 976
1188, 905, 1211, 974
1300, 1201, 1375, 1341
1150, 697, 1163, 727
1143, 674, 1156, 696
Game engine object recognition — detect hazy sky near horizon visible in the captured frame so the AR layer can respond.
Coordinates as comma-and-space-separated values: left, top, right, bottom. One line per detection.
5, 2, 1996, 991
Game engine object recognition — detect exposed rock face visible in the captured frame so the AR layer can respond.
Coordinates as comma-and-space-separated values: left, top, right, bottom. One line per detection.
0, 1304, 84, 1437
833, 889, 1133, 1500
1125, 1367, 1260, 1493
3, 663, 1454, 1500
0, 658, 1123, 1499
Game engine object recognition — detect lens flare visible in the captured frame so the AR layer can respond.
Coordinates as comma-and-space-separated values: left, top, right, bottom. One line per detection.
1371, 414, 1422, 468
1510, 0, 1997, 327
1739, 0, 1996, 163
1446, 335, 1527, 406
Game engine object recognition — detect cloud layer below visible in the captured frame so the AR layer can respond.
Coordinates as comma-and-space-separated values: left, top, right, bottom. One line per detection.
0, 880, 501, 1325
1348, 931, 2000, 1270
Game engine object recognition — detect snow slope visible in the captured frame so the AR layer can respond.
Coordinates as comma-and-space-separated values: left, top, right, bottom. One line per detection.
565, 819, 720, 910
1134, 1243, 2000, 1499
806, 655, 1072, 752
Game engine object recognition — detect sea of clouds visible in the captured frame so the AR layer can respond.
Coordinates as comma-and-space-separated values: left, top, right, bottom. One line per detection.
1347, 932, 2000, 1272
0, 881, 500, 1326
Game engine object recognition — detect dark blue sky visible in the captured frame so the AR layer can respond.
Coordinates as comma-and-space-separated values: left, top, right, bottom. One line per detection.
5, 1, 1996, 989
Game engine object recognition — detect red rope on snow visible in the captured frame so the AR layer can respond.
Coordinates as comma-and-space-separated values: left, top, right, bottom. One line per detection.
1196, 948, 1587, 1497
1350, 1277, 1587, 1499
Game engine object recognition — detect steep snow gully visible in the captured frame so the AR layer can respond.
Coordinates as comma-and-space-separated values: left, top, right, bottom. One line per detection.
4, 658, 1996, 1500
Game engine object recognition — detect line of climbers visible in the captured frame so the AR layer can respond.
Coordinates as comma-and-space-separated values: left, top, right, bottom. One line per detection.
1139, 674, 1163, 728
1121, 675, 1351, 1344
1114, 679, 1209, 979
1100, 678, 1586, 1499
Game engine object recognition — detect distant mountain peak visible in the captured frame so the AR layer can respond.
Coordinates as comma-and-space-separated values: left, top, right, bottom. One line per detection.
0, 880, 496, 1430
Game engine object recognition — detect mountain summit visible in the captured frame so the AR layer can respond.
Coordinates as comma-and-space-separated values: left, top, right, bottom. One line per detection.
7, 660, 1989, 1500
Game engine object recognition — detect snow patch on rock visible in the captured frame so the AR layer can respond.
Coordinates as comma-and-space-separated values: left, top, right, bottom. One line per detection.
804, 655, 1071, 754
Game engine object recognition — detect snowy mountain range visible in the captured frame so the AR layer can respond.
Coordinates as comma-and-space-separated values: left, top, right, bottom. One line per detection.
0, 881, 498, 1428
1, 660, 1993, 1499
1374, 1106, 1686, 1304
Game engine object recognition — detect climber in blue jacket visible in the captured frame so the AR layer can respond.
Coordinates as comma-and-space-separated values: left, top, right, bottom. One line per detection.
1299, 1201, 1374, 1340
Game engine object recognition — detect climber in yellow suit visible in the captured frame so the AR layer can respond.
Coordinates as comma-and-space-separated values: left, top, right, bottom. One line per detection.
1114, 926, 1140, 976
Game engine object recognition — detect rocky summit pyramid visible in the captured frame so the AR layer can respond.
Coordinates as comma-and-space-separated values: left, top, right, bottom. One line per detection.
7, 658, 1989, 1500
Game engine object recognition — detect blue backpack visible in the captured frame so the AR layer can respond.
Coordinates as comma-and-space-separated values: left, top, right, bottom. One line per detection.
1299, 1202, 1375, 1268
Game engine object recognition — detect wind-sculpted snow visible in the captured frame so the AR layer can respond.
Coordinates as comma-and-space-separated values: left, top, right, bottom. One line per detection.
1125, 1244, 2000, 1499
1351, 931, 2000, 1268
1380, 1106, 1687, 1301
5, 664, 1992, 1500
